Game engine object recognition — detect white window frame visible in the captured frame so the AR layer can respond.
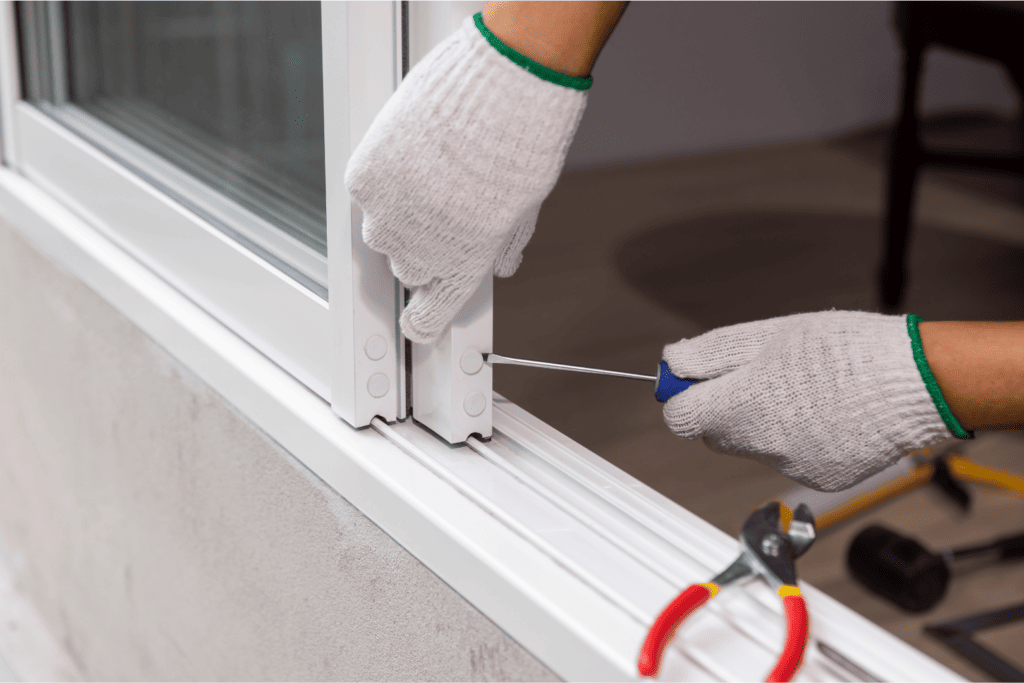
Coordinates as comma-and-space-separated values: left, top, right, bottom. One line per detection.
0, 2, 965, 680
9, 1, 335, 400
333, 0, 495, 439
326, 0, 405, 426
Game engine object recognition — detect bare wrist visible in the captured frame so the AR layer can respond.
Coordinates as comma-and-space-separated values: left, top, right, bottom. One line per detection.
919, 320, 1024, 430
481, 2, 627, 78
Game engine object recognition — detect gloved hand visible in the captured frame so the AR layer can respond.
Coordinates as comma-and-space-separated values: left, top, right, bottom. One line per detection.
662, 311, 971, 492
345, 13, 590, 344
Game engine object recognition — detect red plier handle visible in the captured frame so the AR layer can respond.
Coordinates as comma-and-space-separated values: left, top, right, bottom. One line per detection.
638, 583, 808, 682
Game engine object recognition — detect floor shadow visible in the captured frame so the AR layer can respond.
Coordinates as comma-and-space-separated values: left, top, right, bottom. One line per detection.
834, 110, 1024, 209
615, 211, 1024, 329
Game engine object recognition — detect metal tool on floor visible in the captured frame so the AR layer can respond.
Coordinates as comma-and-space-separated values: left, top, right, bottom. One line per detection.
925, 602, 1024, 681
848, 525, 1024, 612
483, 353, 698, 402
637, 501, 816, 682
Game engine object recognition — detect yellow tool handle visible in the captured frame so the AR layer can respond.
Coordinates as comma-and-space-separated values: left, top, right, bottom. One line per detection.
803, 455, 1024, 533
814, 461, 935, 532
946, 454, 1024, 497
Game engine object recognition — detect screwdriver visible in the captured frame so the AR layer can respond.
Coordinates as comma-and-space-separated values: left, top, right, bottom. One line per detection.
482, 353, 698, 402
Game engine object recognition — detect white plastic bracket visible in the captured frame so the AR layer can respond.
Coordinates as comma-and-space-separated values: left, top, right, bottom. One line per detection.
412, 276, 493, 443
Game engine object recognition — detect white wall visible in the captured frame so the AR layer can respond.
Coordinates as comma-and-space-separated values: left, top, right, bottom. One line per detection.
565, 1, 1020, 171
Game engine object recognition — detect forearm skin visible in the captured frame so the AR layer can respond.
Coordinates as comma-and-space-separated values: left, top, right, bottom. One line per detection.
482, 1, 628, 78
920, 321, 1024, 430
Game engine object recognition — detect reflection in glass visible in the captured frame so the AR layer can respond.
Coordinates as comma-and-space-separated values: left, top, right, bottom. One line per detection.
64, 2, 326, 255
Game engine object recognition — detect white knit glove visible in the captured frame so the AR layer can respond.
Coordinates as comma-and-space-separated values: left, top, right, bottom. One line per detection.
662, 311, 970, 492
345, 13, 590, 343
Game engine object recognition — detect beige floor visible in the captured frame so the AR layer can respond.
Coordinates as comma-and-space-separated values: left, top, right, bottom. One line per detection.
493, 112, 1024, 680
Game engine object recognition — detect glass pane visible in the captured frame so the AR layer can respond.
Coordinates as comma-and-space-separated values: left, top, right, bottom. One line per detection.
63, 1, 326, 255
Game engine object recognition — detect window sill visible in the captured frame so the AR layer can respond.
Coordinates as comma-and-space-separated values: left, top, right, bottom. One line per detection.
0, 167, 964, 681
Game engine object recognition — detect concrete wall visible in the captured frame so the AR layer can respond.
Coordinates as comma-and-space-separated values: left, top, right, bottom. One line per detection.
0, 216, 557, 682
565, 1, 1020, 170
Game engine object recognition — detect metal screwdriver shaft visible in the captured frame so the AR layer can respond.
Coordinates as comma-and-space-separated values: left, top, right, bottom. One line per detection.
483, 353, 700, 403
483, 353, 656, 382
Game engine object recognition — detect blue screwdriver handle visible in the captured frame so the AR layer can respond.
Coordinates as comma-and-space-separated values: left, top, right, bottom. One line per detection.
655, 361, 699, 402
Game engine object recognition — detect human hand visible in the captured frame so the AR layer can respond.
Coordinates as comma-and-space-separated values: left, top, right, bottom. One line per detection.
345, 14, 589, 343
661, 310, 967, 491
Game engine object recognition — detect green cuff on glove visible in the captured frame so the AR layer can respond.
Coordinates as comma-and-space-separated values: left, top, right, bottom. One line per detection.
907, 314, 972, 440
474, 13, 594, 91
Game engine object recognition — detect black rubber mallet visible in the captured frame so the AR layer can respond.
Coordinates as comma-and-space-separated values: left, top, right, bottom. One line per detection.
847, 525, 1024, 612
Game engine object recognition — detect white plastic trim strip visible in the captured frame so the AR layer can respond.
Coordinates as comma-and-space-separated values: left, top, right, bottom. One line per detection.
325, 1, 403, 427
0, 167, 964, 682
0, 1, 20, 167
407, 3, 493, 444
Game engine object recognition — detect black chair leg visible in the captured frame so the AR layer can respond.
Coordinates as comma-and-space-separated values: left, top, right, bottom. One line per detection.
880, 43, 924, 314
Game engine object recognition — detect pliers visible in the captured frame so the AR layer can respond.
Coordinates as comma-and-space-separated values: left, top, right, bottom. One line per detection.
638, 502, 817, 682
